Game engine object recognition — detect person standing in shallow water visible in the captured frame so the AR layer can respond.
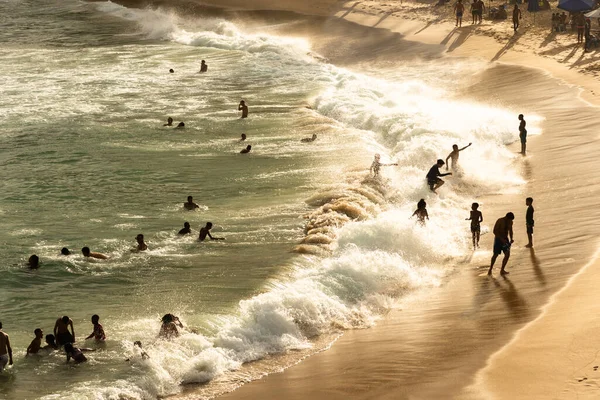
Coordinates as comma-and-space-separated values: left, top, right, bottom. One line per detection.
184, 196, 199, 211
0, 322, 13, 371
199, 222, 225, 241
238, 100, 248, 118
466, 202, 483, 249
518, 114, 527, 155
54, 316, 75, 346
445, 142, 471, 171
525, 197, 535, 248
135, 234, 147, 251
411, 199, 429, 224
488, 212, 514, 276
200, 60, 208, 73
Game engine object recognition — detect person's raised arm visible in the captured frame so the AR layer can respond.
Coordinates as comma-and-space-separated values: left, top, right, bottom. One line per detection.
440, 172, 452, 177
459, 143, 472, 151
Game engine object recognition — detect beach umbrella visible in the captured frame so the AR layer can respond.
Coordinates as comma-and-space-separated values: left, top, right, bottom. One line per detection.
528, 0, 540, 23
584, 8, 600, 17
557, 0, 595, 12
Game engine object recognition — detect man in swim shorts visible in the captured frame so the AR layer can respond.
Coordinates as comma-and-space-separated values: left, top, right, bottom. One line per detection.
488, 212, 515, 276
53, 316, 76, 346
238, 100, 248, 118
0, 322, 13, 371
426, 159, 452, 193
454, 0, 465, 27
518, 114, 527, 155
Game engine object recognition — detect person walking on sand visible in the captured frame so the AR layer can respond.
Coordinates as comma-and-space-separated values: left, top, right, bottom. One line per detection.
54, 316, 75, 346
238, 100, 248, 118
512, 4, 521, 33
470, 0, 478, 24
518, 114, 527, 155
466, 202, 483, 249
370, 154, 397, 177
445, 142, 472, 171
454, 0, 465, 27
525, 197, 535, 248
488, 212, 514, 276
426, 159, 452, 193
576, 12, 586, 43
0, 322, 13, 371
475, 0, 485, 23
26, 328, 44, 355
412, 199, 429, 224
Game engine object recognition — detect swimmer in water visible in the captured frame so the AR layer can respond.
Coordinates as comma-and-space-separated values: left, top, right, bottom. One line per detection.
466, 202, 483, 249
301, 134, 317, 143
370, 154, 398, 177
445, 143, 472, 171
199, 222, 224, 241
64, 343, 94, 364
240, 145, 251, 154
28, 255, 39, 269
240, 133, 247, 141
126, 341, 150, 361
178, 222, 192, 235
0, 322, 13, 372
53, 315, 75, 346
135, 234, 148, 251
426, 159, 452, 194
411, 199, 429, 224
159, 314, 183, 339
43, 334, 59, 350
169, 69, 174, 73
238, 100, 248, 118
26, 328, 44, 355
85, 314, 106, 342
184, 196, 199, 211
61, 247, 71, 256
163, 117, 173, 127
81, 247, 108, 260
175, 122, 185, 129
200, 60, 208, 72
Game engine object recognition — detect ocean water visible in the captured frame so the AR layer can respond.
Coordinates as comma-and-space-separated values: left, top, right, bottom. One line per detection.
0, 1, 530, 398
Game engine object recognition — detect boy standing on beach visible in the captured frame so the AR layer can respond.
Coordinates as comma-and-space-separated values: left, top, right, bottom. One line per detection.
513, 4, 522, 33
488, 212, 514, 276
518, 114, 527, 155
525, 197, 535, 248
454, 0, 465, 27
466, 202, 483, 249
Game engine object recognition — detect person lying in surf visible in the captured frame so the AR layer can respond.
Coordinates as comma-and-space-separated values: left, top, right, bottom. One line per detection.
301, 134, 317, 142
240, 145, 251, 154
82, 247, 108, 259
64, 343, 94, 364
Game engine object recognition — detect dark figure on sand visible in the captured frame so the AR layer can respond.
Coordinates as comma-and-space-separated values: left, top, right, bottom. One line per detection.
525, 197, 535, 248
412, 199, 429, 224
200, 60, 208, 73
184, 196, 199, 211
454, 0, 465, 27
54, 316, 75, 346
26, 328, 43, 355
0, 322, 13, 371
513, 4, 521, 32
82, 247, 108, 259
445, 142, 471, 171
488, 212, 514, 276
240, 145, 252, 154
85, 314, 106, 342
163, 117, 173, 127
466, 202, 483, 249
518, 114, 527, 155
178, 222, 192, 235
28, 254, 39, 269
370, 154, 397, 177
301, 134, 317, 143
238, 100, 248, 118
199, 222, 224, 242
426, 159, 452, 193
64, 343, 94, 364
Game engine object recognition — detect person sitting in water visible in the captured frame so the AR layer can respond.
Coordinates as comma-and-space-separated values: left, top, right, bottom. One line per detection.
43, 334, 59, 350
301, 134, 317, 143
28, 254, 39, 269
240, 145, 251, 154
54, 315, 75, 346
200, 60, 208, 73
82, 247, 108, 259
135, 234, 148, 251
175, 122, 185, 129
240, 133, 247, 141
178, 222, 192, 235
26, 328, 44, 355
64, 343, 94, 364
61, 247, 71, 256
426, 159, 452, 193
184, 196, 199, 211
158, 314, 184, 339
199, 222, 224, 242
370, 154, 397, 177
126, 341, 150, 361
163, 117, 173, 127
445, 142, 472, 171
411, 199, 429, 224
238, 100, 248, 118
85, 314, 106, 342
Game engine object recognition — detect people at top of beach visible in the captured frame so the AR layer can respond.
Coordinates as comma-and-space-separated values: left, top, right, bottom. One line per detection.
200, 60, 208, 73
26, 328, 44, 356
466, 202, 483, 249
238, 100, 248, 118
64, 343, 94, 364
488, 212, 514, 276
54, 315, 75, 346
454, 0, 465, 27
85, 314, 106, 342
470, 0, 484, 24
411, 199, 429, 224
475, 0, 485, 23
163, 117, 173, 127
175, 122, 185, 129
28, 254, 39, 269
178, 222, 192, 235
370, 154, 398, 177
518, 114, 527, 155
301, 134, 317, 143
240, 133, 247, 141
184, 196, 199, 211
0, 322, 13, 372
82, 246, 108, 260
426, 159, 452, 194
135, 234, 148, 251
240, 145, 252, 154
159, 314, 183, 339
525, 197, 535, 248
44, 334, 59, 350
199, 222, 224, 242
512, 4, 521, 32
445, 142, 472, 171
575, 12, 586, 43
61, 247, 71, 256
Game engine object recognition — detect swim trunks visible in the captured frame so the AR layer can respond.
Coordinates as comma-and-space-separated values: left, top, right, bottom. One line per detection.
428, 178, 442, 190
457, 12, 463, 17
57, 332, 74, 346
471, 222, 481, 232
526, 224, 534, 234
520, 129, 527, 143
493, 237, 511, 255
0, 354, 8, 371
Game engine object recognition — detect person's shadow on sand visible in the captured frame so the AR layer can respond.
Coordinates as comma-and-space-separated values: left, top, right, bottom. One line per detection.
530, 247, 546, 286
492, 275, 529, 321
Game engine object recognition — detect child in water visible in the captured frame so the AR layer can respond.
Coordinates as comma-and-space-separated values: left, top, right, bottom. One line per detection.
466, 202, 483, 249
411, 199, 429, 224
85, 314, 106, 342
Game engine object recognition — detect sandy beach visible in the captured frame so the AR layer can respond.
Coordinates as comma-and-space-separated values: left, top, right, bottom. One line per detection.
110, 0, 600, 398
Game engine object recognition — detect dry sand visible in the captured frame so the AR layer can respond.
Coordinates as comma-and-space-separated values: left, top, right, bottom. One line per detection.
121, 0, 600, 398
